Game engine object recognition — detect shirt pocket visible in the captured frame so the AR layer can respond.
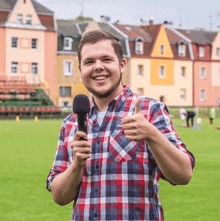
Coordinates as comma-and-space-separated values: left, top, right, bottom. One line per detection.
108, 129, 137, 162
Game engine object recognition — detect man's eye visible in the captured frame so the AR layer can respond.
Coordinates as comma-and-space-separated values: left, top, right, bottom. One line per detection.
103, 58, 111, 62
84, 60, 93, 65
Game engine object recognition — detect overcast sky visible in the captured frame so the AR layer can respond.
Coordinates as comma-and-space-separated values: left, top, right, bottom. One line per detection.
36, 0, 220, 31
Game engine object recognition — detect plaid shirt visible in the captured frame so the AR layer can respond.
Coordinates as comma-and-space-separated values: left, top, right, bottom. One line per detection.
47, 85, 195, 221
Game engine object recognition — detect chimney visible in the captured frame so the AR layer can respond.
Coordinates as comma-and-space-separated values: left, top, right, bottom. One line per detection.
140, 18, 148, 26
163, 20, 173, 28
100, 15, 111, 23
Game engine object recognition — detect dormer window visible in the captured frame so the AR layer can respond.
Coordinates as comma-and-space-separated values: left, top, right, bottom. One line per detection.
135, 38, 144, 55
199, 46, 204, 57
64, 37, 73, 50
160, 45, 165, 54
178, 41, 186, 57
17, 14, 23, 24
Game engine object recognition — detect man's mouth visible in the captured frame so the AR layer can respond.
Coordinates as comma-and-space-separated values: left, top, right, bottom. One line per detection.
93, 76, 109, 80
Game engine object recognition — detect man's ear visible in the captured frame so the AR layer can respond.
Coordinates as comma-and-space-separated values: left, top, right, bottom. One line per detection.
120, 58, 126, 73
78, 65, 82, 79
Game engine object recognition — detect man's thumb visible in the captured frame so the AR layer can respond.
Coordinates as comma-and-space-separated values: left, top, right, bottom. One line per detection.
134, 97, 142, 114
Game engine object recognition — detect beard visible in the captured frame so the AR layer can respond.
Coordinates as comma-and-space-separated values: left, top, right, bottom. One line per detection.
85, 73, 122, 99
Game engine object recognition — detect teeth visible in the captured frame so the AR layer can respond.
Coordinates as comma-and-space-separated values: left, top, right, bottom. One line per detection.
94, 76, 107, 80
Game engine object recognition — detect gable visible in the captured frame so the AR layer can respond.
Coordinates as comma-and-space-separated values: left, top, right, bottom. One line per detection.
151, 25, 173, 58
7, 0, 41, 25
211, 31, 220, 60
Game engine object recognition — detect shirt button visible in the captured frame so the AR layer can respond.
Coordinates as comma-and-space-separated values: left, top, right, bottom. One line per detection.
96, 165, 99, 169
94, 214, 97, 217
95, 188, 98, 192
97, 140, 100, 144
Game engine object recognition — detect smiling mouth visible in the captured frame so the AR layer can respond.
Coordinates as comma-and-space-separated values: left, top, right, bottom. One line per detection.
93, 76, 109, 80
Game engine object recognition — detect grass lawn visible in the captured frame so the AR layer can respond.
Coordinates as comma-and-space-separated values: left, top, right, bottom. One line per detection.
0, 118, 219, 220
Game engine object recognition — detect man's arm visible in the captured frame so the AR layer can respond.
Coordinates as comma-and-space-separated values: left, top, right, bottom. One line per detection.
51, 131, 91, 206
121, 97, 193, 185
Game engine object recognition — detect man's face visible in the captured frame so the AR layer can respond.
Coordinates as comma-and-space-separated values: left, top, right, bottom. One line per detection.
79, 40, 125, 100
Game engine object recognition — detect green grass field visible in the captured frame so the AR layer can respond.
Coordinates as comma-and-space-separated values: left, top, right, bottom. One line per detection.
0, 118, 219, 220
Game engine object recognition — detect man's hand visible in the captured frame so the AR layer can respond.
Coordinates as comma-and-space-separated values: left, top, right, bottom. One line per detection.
71, 131, 92, 168
121, 97, 155, 141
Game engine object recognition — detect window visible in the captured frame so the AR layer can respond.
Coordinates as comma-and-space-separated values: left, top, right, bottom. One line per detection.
17, 14, 23, 24
199, 46, 204, 57
216, 48, 220, 57
180, 89, 186, 101
64, 38, 73, 50
59, 87, 71, 97
200, 67, 206, 79
31, 39, 37, 49
181, 67, 186, 78
26, 15, 32, 24
160, 45, 164, 54
138, 65, 143, 77
12, 37, 18, 48
137, 88, 144, 95
200, 89, 206, 101
135, 38, 144, 54
178, 42, 186, 57
11, 62, 18, 74
159, 66, 165, 78
64, 61, 72, 76
31, 63, 38, 75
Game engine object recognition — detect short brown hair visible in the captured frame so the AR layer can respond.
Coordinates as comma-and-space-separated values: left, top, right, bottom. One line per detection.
78, 30, 123, 65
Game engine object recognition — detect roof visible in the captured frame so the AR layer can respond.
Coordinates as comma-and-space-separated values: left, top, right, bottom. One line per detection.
57, 20, 79, 36
56, 20, 130, 57
165, 28, 188, 44
31, 0, 53, 15
141, 24, 161, 41
0, 0, 54, 29
0, 0, 53, 14
176, 29, 217, 44
113, 23, 152, 42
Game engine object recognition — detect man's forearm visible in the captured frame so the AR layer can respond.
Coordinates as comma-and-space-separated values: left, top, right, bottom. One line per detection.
146, 127, 192, 185
51, 163, 83, 206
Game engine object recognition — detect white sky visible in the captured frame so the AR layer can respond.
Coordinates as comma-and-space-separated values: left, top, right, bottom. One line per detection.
36, 0, 220, 31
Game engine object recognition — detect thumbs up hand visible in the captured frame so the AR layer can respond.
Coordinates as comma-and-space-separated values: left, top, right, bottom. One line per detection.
121, 97, 155, 141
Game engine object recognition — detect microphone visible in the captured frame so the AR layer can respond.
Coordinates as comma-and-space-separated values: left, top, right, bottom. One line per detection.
73, 94, 90, 139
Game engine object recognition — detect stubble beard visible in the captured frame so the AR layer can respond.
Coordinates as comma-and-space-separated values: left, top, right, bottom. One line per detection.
85, 73, 122, 99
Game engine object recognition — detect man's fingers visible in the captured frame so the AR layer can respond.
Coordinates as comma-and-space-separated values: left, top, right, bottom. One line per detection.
134, 97, 142, 114
73, 147, 91, 154
73, 131, 88, 141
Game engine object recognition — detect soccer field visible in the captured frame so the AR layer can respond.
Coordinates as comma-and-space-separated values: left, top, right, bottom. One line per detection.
0, 118, 219, 221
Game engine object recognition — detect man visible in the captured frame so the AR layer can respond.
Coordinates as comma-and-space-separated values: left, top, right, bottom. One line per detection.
46, 30, 195, 221
186, 111, 196, 128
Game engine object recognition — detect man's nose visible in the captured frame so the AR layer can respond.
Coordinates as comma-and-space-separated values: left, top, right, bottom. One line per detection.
94, 60, 104, 72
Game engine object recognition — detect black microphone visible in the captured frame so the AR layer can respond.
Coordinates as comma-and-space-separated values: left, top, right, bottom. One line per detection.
73, 94, 90, 139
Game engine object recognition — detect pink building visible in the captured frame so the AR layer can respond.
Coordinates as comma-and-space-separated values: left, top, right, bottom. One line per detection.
0, 0, 57, 104
178, 29, 220, 107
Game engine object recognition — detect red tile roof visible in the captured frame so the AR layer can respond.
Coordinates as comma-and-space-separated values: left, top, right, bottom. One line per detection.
38, 14, 54, 30
114, 23, 152, 41
0, 11, 9, 24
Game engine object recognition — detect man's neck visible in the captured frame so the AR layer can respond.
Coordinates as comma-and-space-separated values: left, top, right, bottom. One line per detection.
93, 96, 114, 112
93, 88, 123, 112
